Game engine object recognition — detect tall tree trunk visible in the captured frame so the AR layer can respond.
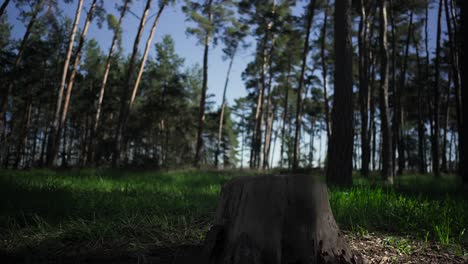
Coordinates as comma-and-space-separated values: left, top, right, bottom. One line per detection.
215, 52, 236, 168
194, 0, 213, 167
432, 0, 443, 177
309, 117, 314, 167
293, 0, 316, 169
46, 0, 84, 167
445, 0, 462, 175
379, 0, 394, 184
270, 118, 278, 167
250, 35, 268, 169
460, 0, 468, 185
51, 0, 98, 166
369, 42, 377, 171
263, 49, 275, 170
129, 5, 165, 112
396, 10, 413, 175
14, 95, 32, 168
389, 0, 397, 175
0, 0, 43, 140
119, 3, 165, 164
113, 0, 153, 166
280, 63, 291, 168
414, 35, 426, 174
0, 0, 10, 19
320, 0, 331, 142
358, 0, 371, 177
263, 102, 276, 169
326, 0, 353, 186
89, 0, 130, 165
441, 71, 451, 172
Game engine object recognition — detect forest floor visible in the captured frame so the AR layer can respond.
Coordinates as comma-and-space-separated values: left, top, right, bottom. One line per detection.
0, 169, 467, 263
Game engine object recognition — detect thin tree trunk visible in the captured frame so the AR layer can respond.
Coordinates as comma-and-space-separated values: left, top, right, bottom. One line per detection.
445, 0, 462, 175
263, 40, 276, 169
0, 0, 10, 18
389, 0, 397, 175
293, 0, 316, 169
309, 117, 314, 167
414, 36, 426, 174
113, 0, 153, 166
379, 0, 394, 184
194, 0, 213, 167
369, 42, 377, 171
280, 63, 291, 168
270, 119, 278, 167
52, 0, 98, 166
250, 35, 268, 169
320, 0, 331, 142
89, 0, 130, 165
432, 0, 443, 177
441, 71, 451, 172
263, 103, 276, 169
358, 0, 371, 177
14, 96, 32, 168
396, 10, 413, 175
459, 0, 467, 185
215, 52, 236, 167
326, 0, 354, 186
46, 0, 84, 167
0, 0, 43, 139
118, 3, 165, 166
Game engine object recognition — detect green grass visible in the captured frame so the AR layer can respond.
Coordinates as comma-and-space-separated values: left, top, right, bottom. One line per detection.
0, 169, 466, 255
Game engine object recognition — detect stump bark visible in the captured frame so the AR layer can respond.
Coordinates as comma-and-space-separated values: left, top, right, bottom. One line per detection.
203, 175, 361, 264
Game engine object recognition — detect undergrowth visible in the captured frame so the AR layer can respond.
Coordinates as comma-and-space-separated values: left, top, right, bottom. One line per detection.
0, 169, 466, 255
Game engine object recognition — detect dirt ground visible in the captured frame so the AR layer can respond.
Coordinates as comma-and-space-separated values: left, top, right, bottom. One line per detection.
1, 234, 466, 263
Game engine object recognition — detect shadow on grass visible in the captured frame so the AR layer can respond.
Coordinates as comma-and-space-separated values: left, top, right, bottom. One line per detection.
0, 244, 205, 264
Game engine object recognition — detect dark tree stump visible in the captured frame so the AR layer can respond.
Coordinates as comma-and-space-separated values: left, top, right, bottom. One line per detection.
203, 175, 361, 264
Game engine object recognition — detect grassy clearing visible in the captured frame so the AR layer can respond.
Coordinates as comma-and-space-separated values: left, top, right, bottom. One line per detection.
0, 169, 466, 256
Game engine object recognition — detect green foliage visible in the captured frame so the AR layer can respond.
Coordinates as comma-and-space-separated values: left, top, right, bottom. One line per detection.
182, 0, 234, 46
329, 175, 468, 246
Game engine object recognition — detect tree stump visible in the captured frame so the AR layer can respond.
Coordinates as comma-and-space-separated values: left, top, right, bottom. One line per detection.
203, 175, 361, 264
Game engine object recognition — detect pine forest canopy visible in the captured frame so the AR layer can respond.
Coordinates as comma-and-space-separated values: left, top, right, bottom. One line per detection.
0, 0, 466, 186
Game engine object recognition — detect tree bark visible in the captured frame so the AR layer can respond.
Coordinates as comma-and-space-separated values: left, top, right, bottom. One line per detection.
445, 0, 462, 175
0, 0, 43, 140
320, 1, 331, 141
379, 0, 394, 184
194, 0, 214, 167
0, 0, 10, 19
358, 0, 371, 177
250, 35, 268, 169
389, 0, 397, 175
441, 71, 451, 172
51, 0, 98, 166
263, 50, 275, 169
460, 0, 468, 185
414, 36, 426, 174
215, 52, 236, 168
432, 0, 443, 177
46, 0, 84, 167
326, 0, 354, 186
293, 0, 316, 169
396, 10, 413, 175
280, 63, 291, 169
113, 0, 153, 166
203, 175, 361, 264
89, 0, 130, 165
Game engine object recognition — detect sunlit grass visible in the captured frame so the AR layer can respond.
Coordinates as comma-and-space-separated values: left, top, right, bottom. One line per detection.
0, 169, 466, 255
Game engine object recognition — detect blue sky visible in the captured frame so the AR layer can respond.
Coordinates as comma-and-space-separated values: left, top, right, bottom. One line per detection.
5, 0, 442, 167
